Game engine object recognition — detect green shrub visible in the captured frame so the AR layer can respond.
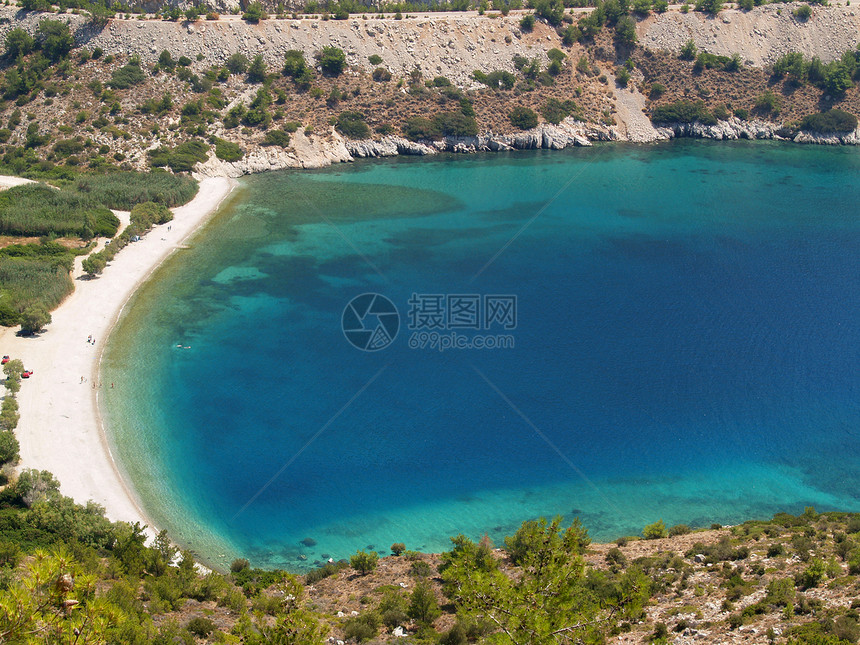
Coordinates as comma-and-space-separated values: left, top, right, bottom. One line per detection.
643, 520, 668, 539
520, 13, 535, 30
651, 100, 714, 124
335, 111, 370, 139
316, 46, 346, 76
283, 50, 309, 78
305, 560, 346, 584
262, 129, 291, 147
213, 137, 244, 162
679, 39, 698, 61
799, 109, 858, 133
342, 612, 380, 642
0, 430, 20, 464
408, 580, 440, 624
368, 54, 383, 65
242, 2, 267, 22
793, 3, 812, 19
391, 542, 406, 556
541, 97, 579, 124
669, 524, 692, 537
350, 550, 378, 575
148, 140, 210, 172
0, 250, 74, 317
403, 116, 436, 140
509, 106, 538, 130
473, 70, 516, 90
765, 578, 795, 606
795, 558, 826, 589
130, 201, 173, 233
615, 15, 637, 45
649, 82, 666, 99
186, 617, 215, 638
108, 63, 145, 89
434, 111, 479, 137
226, 53, 249, 75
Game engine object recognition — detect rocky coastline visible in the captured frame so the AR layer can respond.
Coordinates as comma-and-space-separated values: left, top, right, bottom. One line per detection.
194, 117, 860, 178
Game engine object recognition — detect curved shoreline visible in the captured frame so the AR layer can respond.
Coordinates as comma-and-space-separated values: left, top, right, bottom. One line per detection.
2, 176, 237, 539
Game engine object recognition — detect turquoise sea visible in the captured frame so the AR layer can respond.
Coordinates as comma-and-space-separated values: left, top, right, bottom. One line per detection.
101, 141, 860, 571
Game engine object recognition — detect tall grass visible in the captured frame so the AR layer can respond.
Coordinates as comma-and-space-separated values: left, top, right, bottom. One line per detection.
75, 171, 199, 210
0, 184, 119, 238
0, 257, 74, 317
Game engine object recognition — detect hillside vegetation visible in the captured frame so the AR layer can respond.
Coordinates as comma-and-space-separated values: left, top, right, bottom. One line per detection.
1, 471, 860, 645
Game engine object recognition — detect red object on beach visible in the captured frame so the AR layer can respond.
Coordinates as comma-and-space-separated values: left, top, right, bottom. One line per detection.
21, 371, 31, 378
1, 356, 8, 364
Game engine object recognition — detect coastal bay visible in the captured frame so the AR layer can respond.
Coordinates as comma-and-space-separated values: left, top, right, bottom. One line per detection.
100, 141, 860, 570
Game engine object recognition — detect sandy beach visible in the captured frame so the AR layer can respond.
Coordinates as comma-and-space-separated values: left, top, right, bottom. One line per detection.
0, 176, 237, 532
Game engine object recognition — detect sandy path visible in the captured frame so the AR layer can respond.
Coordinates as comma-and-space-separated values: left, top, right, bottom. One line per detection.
1, 176, 237, 531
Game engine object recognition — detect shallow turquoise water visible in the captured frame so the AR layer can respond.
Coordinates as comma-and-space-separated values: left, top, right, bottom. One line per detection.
102, 141, 860, 570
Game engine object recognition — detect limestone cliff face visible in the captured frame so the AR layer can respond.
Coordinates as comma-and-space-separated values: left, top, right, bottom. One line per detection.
653, 119, 860, 145
640, 5, 860, 68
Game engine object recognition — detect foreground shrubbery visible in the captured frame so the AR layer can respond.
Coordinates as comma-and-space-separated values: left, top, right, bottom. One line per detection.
1, 485, 860, 644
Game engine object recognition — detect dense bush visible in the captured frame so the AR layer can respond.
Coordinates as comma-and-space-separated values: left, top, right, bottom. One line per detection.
434, 111, 478, 137
262, 129, 291, 147
799, 109, 858, 133
316, 46, 346, 76
226, 53, 249, 75
0, 184, 118, 238
473, 69, 516, 90
509, 106, 538, 130
213, 137, 244, 162
541, 97, 579, 124
336, 111, 370, 139
75, 172, 198, 209
519, 13, 535, 31
643, 520, 668, 539
148, 140, 210, 173
793, 3, 812, 19
402, 112, 478, 140
108, 62, 145, 89
651, 100, 715, 124
350, 550, 379, 575
242, 2, 268, 22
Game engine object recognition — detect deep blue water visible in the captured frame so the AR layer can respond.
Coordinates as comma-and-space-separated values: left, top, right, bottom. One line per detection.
103, 141, 860, 570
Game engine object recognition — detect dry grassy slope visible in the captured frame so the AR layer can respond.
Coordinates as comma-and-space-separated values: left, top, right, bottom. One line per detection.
294, 520, 860, 644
